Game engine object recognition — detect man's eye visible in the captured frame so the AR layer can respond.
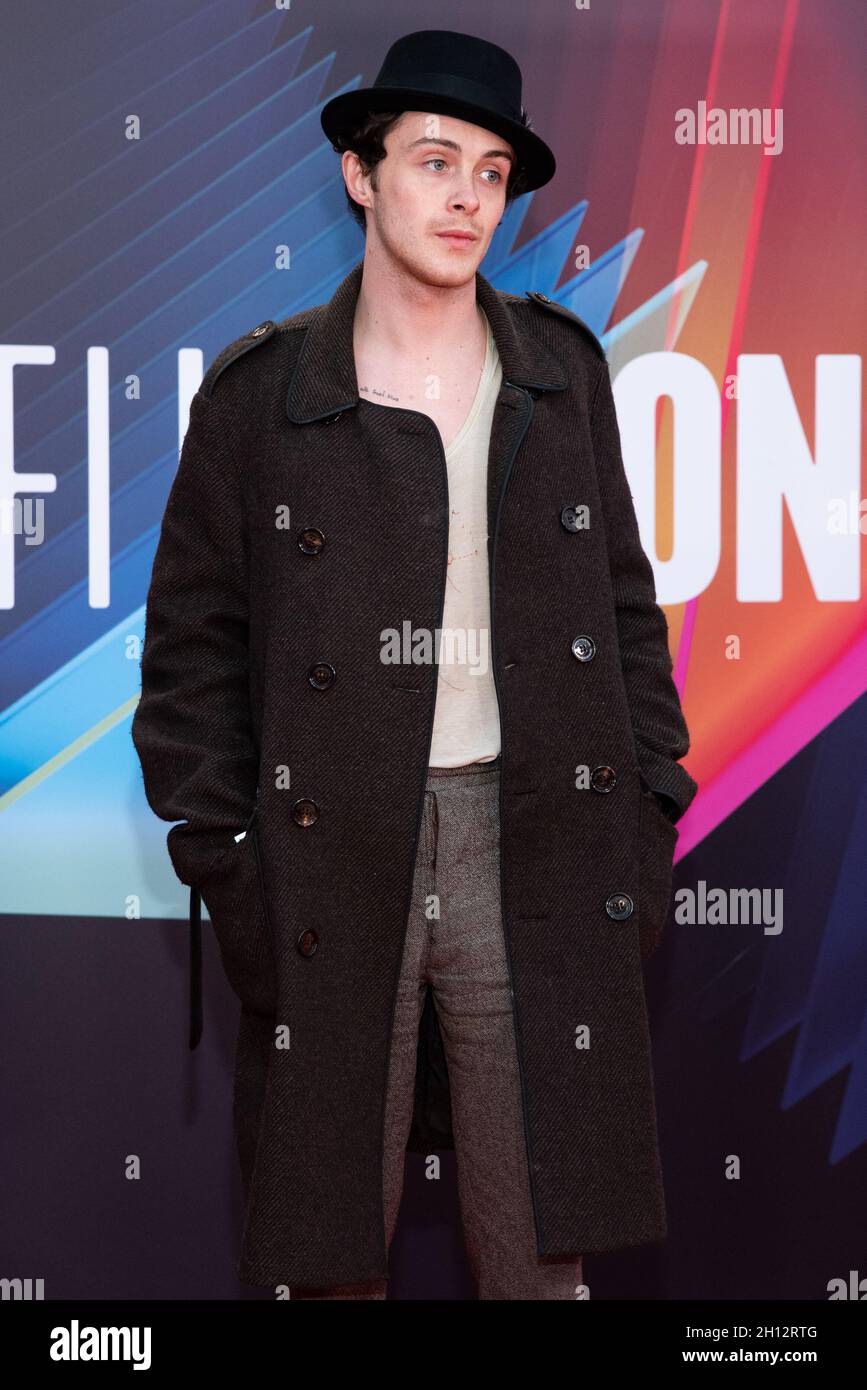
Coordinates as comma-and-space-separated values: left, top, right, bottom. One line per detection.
422, 159, 503, 183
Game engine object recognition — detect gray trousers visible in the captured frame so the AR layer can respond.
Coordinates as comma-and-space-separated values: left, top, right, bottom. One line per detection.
292, 758, 584, 1300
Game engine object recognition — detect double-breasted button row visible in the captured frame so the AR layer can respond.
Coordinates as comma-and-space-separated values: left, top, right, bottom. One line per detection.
298, 527, 325, 554
594, 769, 621, 923
563, 507, 596, 671
293, 799, 321, 956
571, 622, 618, 908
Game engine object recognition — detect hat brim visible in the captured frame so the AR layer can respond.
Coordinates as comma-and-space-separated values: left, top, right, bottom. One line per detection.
320, 87, 556, 192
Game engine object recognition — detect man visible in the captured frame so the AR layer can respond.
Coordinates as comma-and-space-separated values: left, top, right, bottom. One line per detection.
132, 29, 697, 1300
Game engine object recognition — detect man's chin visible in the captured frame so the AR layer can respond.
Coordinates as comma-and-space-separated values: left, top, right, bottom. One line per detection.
412, 243, 482, 288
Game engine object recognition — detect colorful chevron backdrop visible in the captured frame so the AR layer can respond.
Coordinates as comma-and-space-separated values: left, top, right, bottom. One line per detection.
1, 0, 864, 1300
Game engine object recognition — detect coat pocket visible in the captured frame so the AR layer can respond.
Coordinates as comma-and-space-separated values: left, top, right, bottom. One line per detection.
637, 789, 679, 961
198, 818, 277, 1016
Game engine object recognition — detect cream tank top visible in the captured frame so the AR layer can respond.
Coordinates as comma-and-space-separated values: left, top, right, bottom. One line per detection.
428, 308, 503, 767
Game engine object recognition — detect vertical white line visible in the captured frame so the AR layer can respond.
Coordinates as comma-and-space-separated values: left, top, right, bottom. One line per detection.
178, 348, 204, 452
87, 345, 110, 608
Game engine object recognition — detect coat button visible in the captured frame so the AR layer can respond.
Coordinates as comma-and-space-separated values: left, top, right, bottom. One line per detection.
532, 291, 552, 303
571, 634, 596, 661
250, 321, 272, 337
298, 527, 325, 555
292, 798, 320, 826
605, 893, 634, 921
560, 505, 583, 532
296, 929, 319, 958
590, 764, 617, 792
308, 662, 336, 690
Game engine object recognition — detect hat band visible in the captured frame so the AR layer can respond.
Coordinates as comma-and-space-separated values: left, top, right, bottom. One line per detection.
374, 69, 523, 126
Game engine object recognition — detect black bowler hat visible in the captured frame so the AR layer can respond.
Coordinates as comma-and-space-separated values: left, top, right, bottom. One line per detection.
320, 29, 556, 192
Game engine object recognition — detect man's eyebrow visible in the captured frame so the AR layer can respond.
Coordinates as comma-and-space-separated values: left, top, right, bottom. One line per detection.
406, 136, 514, 165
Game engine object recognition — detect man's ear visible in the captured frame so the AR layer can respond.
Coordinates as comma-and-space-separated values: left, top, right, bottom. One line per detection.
342, 149, 373, 217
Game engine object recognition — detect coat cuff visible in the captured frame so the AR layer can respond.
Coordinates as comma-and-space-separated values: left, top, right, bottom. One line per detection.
167, 822, 236, 888
638, 754, 698, 823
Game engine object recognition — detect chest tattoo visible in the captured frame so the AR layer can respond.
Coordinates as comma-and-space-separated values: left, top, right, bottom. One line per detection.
358, 384, 401, 403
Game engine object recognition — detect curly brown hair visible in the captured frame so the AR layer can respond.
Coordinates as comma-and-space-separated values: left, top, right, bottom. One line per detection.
327, 109, 535, 232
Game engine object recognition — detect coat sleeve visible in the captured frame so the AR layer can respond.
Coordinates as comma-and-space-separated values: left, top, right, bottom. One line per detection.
589, 356, 698, 822
131, 386, 259, 888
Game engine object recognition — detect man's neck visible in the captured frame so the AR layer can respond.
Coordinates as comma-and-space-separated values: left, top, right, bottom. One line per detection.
353, 249, 485, 365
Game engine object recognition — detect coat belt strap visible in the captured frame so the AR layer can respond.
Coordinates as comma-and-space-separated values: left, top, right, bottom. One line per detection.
189, 887, 203, 1050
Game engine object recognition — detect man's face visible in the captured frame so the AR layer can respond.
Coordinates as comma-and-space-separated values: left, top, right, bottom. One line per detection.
347, 110, 514, 287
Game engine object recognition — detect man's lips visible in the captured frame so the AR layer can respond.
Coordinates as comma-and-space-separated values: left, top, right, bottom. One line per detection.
435, 231, 478, 242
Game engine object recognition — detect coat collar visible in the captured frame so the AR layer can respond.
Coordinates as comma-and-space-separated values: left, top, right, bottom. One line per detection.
285, 261, 566, 424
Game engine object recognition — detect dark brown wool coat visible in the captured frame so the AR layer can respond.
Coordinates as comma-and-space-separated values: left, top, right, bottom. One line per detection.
132, 261, 697, 1289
